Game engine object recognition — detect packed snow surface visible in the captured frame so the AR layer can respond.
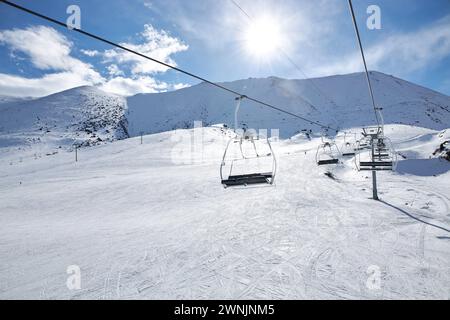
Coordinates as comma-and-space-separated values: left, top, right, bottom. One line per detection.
0, 124, 449, 299
1, 72, 449, 299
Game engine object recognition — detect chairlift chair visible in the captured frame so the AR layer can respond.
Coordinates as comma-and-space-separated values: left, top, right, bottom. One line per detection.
341, 132, 357, 157
355, 125, 382, 151
355, 133, 397, 172
316, 136, 341, 165
355, 137, 371, 151
220, 96, 277, 188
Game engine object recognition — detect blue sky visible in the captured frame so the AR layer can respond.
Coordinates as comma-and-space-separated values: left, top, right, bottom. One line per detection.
0, 0, 450, 97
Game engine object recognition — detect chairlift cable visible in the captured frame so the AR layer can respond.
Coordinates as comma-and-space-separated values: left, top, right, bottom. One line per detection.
0, 0, 340, 132
230, 0, 251, 19
347, 0, 381, 127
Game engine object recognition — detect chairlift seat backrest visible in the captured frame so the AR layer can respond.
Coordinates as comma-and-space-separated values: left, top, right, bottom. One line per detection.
316, 139, 341, 165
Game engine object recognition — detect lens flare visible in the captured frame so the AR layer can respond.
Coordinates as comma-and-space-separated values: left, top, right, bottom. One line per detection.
244, 15, 284, 60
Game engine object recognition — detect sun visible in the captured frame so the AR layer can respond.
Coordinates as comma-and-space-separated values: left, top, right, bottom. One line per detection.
244, 15, 284, 60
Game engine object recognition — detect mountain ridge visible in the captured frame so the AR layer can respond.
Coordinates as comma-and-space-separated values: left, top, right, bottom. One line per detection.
0, 71, 449, 158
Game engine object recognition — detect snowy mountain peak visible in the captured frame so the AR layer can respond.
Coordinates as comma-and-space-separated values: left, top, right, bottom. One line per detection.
1, 71, 449, 159
0, 84, 128, 156
126, 71, 450, 138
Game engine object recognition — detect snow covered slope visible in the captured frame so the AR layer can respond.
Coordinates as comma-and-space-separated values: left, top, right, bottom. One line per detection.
1, 72, 449, 299
0, 124, 449, 299
1, 71, 449, 159
0, 86, 128, 160
126, 71, 450, 138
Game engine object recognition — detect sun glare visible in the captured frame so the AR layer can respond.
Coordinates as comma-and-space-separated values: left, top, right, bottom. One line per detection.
244, 15, 284, 60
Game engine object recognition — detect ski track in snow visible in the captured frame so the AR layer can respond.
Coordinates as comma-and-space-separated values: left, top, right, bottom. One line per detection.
0, 125, 449, 299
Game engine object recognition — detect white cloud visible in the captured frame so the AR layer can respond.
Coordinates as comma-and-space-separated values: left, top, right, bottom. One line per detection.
313, 14, 450, 78
99, 76, 168, 96
141, 0, 341, 55
106, 64, 124, 77
102, 24, 188, 75
99, 76, 189, 96
0, 25, 103, 97
81, 49, 100, 57
145, 0, 449, 83
369, 15, 450, 73
172, 83, 190, 90
0, 24, 189, 97
142, 1, 154, 10
0, 72, 97, 97
0, 25, 72, 70
0, 26, 102, 84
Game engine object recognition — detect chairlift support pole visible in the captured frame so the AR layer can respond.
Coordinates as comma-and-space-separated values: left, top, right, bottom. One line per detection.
348, 0, 384, 200
371, 136, 379, 200
372, 171, 378, 200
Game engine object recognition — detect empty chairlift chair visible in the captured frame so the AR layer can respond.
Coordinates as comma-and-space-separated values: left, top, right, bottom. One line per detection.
341, 133, 357, 157
355, 127, 398, 171
220, 96, 277, 188
316, 136, 341, 165
354, 134, 372, 151
354, 140, 369, 151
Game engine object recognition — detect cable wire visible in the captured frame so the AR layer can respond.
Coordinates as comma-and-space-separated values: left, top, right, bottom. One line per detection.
347, 0, 381, 127
0, 0, 340, 132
